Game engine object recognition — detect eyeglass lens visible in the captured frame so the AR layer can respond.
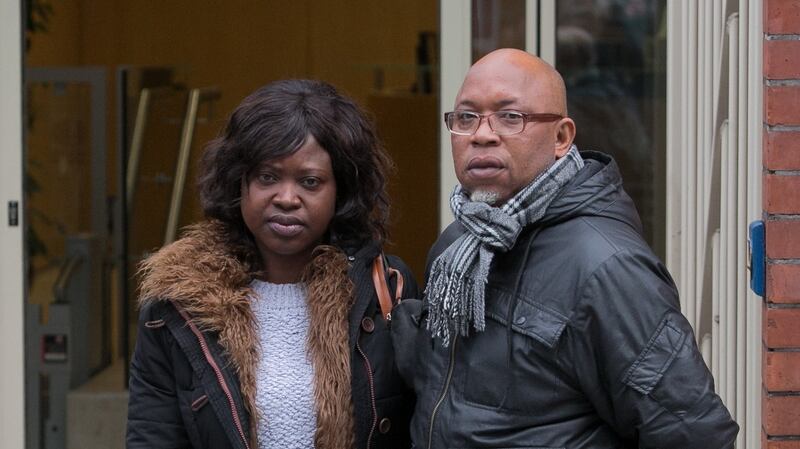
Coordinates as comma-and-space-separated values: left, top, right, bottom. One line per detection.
448, 111, 525, 135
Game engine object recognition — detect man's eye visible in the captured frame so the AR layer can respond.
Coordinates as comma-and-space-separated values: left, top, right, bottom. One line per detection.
495, 111, 523, 123
456, 112, 478, 124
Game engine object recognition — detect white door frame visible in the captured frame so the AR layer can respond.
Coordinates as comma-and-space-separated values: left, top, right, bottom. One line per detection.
438, 0, 555, 230
0, 0, 26, 446
438, 0, 471, 230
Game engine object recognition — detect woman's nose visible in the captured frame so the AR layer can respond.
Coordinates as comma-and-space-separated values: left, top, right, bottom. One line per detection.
272, 183, 301, 208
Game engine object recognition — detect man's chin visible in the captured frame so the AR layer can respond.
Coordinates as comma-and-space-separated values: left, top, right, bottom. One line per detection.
469, 189, 500, 205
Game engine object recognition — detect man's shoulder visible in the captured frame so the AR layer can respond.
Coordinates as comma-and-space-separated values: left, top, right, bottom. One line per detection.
537, 214, 650, 267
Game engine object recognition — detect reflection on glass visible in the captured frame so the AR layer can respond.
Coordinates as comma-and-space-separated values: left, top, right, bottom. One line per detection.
472, 0, 526, 62
26, 82, 93, 281
557, 0, 666, 252
25, 76, 111, 449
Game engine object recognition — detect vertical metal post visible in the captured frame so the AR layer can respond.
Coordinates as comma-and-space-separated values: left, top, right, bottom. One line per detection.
126, 88, 152, 215
745, 0, 764, 446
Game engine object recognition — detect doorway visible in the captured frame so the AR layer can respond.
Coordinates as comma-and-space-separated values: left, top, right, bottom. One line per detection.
20, 2, 440, 447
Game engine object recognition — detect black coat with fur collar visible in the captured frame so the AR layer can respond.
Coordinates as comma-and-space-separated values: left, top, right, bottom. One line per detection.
126, 221, 418, 449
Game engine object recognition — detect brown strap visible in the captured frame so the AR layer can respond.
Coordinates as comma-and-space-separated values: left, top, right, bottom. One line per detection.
372, 254, 404, 321
387, 267, 404, 302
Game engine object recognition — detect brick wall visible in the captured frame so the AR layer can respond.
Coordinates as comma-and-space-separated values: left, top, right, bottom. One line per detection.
763, 0, 800, 447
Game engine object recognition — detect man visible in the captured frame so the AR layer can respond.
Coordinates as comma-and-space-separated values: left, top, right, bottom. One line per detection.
393, 49, 738, 448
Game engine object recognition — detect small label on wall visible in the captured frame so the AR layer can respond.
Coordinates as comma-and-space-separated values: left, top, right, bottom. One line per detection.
8, 201, 18, 226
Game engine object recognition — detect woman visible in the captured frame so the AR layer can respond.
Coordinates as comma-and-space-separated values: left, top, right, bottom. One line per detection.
126, 79, 418, 449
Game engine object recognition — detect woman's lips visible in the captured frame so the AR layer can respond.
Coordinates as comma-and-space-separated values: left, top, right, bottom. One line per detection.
267, 215, 304, 237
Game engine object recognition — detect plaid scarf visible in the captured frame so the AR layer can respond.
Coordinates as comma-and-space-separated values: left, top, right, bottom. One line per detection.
425, 145, 584, 346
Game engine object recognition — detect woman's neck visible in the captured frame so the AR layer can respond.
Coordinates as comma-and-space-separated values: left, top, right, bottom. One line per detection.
259, 252, 311, 284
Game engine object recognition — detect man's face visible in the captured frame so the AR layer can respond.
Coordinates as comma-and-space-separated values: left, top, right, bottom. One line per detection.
451, 61, 562, 205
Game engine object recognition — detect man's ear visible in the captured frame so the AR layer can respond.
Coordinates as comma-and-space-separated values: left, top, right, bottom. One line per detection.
554, 117, 576, 158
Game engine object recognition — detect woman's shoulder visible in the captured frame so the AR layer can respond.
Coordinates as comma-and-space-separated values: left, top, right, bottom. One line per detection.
137, 221, 252, 306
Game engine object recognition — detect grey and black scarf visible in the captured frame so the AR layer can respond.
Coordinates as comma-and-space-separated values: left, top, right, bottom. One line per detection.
425, 145, 584, 346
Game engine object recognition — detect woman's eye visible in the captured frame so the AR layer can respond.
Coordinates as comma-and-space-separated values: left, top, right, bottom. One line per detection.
256, 173, 277, 184
301, 177, 320, 188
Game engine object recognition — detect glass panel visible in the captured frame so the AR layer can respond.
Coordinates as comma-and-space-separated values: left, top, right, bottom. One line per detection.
26, 81, 93, 275
556, 0, 667, 253
25, 77, 112, 449
472, 0, 526, 62
127, 91, 186, 259
125, 86, 188, 355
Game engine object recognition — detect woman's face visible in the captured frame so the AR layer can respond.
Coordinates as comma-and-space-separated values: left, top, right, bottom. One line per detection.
241, 135, 337, 282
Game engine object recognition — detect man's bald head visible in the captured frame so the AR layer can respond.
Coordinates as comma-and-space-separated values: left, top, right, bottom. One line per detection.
460, 48, 568, 116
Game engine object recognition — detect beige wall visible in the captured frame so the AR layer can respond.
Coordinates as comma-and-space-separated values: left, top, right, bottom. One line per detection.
26, 0, 439, 277
27, 0, 436, 206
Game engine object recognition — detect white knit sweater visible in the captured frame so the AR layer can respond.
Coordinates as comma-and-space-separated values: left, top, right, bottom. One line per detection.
250, 280, 316, 449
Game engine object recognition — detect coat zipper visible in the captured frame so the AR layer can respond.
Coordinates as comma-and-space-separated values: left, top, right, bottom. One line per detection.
176, 307, 251, 449
427, 335, 458, 449
356, 341, 378, 448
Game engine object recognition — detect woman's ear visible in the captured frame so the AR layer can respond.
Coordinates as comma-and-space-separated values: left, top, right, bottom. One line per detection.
554, 117, 576, 158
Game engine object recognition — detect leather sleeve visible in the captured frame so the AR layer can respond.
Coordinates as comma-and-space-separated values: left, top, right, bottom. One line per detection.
563, 250, 739, 449
126, 302, 191, 449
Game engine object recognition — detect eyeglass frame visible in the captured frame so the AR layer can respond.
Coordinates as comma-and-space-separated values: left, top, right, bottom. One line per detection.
443, 110, 564, 136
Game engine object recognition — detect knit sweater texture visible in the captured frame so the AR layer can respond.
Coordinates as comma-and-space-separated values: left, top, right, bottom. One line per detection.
250, 280, 316, 449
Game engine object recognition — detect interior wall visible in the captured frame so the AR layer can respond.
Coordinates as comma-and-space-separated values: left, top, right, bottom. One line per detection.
27, 0, 435, 207
25, 0, 438, 275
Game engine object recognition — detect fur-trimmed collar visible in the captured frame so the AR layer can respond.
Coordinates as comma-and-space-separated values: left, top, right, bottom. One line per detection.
138, 220, 356, 449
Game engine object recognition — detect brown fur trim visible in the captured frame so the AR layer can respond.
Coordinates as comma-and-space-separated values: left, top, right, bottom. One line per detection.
303, 246, 356, 449
137, 221, 356, 448
137, 221, 260, 436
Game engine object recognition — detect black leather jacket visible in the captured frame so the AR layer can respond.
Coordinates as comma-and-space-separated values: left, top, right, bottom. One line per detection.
394, 152, 738, 449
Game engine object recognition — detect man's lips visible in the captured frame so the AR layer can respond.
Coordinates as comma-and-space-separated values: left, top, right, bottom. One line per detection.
466, 156, 504, 178
267, 214, 304, 237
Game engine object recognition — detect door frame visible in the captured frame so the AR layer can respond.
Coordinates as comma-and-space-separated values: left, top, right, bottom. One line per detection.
0, 0, 26, 446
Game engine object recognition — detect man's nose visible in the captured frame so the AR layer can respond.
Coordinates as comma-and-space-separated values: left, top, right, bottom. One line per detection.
471, 116, 500, 145
273, 183, 301, 208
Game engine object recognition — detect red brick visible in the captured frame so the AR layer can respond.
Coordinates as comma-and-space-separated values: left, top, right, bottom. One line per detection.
764, 174, 800, 214
764, 305, 800, 347
765, 351, 800, 391
765, 130, 800, 170
767, 220, 800, 259
766, 40, 800, 79
764, 393, 800, 435
766, 0, 800, 34
768, 264, 800, 303
766, 86, 800, 126
766, 440, 800, 449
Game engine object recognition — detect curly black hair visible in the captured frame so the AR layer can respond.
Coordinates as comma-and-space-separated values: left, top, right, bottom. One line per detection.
197, 79, 392, 262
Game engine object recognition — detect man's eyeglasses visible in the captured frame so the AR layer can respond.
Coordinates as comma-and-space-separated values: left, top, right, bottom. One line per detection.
443, 110, 563, 136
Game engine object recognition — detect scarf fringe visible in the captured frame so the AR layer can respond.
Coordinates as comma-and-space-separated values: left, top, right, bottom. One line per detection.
425, 255, 486, 346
